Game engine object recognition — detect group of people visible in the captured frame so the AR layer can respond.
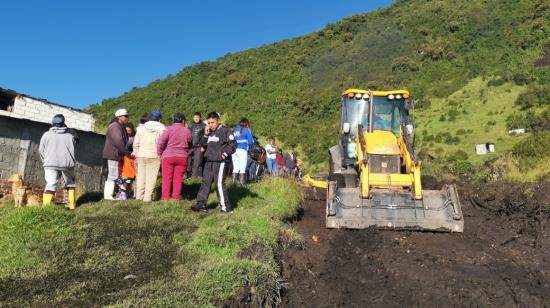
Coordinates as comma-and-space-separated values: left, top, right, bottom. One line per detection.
264, 138, 302, 178
38, 108, 302, 212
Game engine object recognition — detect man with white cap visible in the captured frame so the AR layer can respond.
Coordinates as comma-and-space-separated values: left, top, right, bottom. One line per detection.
102, 108, 131, 199
39, 114, 78, 209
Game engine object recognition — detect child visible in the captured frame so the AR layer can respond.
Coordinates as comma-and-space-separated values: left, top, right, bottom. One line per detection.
117, 124, 137, 200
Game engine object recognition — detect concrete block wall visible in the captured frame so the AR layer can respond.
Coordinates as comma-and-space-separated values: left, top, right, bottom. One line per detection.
0, 115, 105, 197
11, 96, 95, 132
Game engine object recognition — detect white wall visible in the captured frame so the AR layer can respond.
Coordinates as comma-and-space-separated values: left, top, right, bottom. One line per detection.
11, 96, 95, 132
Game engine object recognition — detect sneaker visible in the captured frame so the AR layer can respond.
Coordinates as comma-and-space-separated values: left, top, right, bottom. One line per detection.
221, 207, 234, 213
191, 204, 207, 212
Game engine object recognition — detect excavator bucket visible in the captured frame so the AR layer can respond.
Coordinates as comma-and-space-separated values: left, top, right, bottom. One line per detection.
326, 182, 464, 232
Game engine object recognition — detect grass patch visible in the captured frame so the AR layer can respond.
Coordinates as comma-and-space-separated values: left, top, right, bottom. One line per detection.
416, 77, 530, 178
0, 177, 301, 307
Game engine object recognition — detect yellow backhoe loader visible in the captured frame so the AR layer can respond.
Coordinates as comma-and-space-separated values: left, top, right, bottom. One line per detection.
326, 89, 464, 232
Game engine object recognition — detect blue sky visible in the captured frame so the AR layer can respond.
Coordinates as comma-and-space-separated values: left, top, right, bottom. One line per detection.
0, 0, 393, 109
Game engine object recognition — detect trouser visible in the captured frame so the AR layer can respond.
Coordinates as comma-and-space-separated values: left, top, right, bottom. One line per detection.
196, 161, 231, 211
247, 160, 258, 182
283, 167, 297, 178
232, 148, 248, 174
266, 158, 277, 175
136, 157, 161, 202
190, 147, 204, 177
44, 168, 76, 191
161, 156, 188, 200
106, 160, 119, 181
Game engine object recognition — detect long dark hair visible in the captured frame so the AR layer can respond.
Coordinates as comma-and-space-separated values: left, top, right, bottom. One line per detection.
239, 118, 250, 134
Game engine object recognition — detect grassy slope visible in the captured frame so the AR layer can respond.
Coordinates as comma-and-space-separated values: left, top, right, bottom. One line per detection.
0, 177, 302, 307
416, 78, 528, 162
86, 0, 550, 178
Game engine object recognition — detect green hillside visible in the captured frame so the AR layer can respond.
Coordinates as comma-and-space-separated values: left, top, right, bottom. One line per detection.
87, 0, 550, 178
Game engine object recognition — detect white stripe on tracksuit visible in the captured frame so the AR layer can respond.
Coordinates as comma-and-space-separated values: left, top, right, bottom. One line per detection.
218, 162, 226, 211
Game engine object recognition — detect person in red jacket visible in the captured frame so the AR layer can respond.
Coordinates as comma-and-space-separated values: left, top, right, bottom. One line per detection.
157, 113, 193, 201
275, 150, 284, 176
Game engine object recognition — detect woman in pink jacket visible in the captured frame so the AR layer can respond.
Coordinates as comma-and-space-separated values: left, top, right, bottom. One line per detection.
157, 113, 193, 201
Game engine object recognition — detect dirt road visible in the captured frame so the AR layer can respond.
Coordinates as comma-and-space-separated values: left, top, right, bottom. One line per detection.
282, 182, 550, 307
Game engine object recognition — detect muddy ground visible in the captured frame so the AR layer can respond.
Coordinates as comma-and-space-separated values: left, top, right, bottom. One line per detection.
282, 180, 550, 307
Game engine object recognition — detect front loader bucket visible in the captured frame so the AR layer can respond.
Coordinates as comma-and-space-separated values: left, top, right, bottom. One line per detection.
326, 182, 464, 232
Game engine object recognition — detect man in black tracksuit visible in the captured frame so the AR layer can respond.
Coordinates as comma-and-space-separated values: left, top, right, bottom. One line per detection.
192, 112, 236, 212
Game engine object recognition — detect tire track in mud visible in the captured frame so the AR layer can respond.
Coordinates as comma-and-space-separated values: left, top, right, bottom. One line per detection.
282, 183, 550, 307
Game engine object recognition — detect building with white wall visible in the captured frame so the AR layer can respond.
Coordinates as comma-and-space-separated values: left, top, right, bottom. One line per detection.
0, 87, 95, 132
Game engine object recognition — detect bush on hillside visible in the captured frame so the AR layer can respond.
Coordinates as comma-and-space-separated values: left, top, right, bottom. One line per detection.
512, 131, 550, 170
487, 78, 506, 87
515, 85, 550, 110
507, 109, 550, 131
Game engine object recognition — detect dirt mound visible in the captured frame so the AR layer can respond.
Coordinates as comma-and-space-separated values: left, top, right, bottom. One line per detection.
282, 182, 550, 307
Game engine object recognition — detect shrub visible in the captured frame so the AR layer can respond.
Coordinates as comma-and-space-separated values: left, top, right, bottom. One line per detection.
515, 85, 550, 110
448, 160, 475, 178
487, 78, 505, 87
512, 132, 550, 170
415, 99, 432, 109
448, 149, 469, 162
512, 72, 534, 85
391, 56, 419, 72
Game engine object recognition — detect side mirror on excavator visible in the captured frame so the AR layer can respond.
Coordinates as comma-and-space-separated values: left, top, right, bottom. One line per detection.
343, 122, 351, 134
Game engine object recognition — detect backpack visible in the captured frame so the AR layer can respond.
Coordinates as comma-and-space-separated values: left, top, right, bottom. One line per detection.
250, 141, 266, 163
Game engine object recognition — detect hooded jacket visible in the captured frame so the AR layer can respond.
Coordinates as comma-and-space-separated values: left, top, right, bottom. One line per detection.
134, 120, 166, 158
39, 127, 77, 169
201, 125, 236, 162
103, 121, 129, 160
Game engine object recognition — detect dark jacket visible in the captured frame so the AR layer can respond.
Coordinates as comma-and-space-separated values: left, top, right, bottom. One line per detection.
188, 121, 207, 147
201, 125, 236, 162
283, 153, 297, 170
103, 121, 129, 160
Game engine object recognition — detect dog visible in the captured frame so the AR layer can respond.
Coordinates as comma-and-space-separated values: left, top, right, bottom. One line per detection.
7, 174, 41, 207
8, 174, 25, 207
26, 189, 42, 207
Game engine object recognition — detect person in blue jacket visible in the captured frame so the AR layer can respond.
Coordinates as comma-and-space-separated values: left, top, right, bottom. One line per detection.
232, 118, 255, 185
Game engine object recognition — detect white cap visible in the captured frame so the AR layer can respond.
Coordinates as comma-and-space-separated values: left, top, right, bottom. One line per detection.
115, 108, 129, 117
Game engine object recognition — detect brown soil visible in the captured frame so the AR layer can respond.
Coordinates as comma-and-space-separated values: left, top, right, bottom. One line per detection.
282, 182, 550, 307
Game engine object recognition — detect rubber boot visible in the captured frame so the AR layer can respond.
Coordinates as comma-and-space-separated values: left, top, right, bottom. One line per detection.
232, 173, 237, 184
239, 173, 246, 186
67, 188, 76, 210
42, 191, 54, 206
104, 180, 115, 200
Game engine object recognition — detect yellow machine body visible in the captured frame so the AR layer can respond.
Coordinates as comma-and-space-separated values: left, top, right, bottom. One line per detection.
326, 88, 463, 232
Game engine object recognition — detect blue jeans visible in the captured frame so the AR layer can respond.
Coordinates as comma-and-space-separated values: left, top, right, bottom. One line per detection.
266, 158, 278, 175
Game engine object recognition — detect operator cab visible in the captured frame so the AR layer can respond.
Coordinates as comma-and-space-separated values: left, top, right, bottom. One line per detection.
340, 89, 413, 163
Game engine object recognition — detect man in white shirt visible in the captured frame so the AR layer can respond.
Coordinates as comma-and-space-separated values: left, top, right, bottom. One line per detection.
264, 137, 278, 175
